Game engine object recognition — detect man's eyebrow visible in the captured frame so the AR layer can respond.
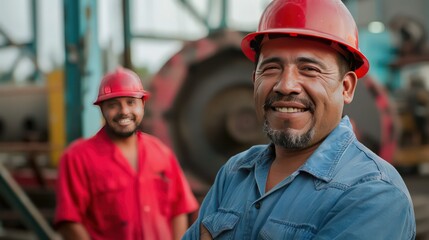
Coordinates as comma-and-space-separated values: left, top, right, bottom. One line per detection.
258, 56, 329, 70
257, 57, 283, 68
296, 56, 328, 69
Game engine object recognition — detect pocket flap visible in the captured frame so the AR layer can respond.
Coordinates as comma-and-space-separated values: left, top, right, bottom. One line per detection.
202, 211, 240, 238
93, 177, 128, 194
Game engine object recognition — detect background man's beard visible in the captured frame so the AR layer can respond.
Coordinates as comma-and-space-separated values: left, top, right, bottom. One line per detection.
105, 123, 139, 139
263, 120, 314, 149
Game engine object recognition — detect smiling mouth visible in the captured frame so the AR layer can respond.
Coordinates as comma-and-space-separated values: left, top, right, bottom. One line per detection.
273, 107, 306, 113
117, 118, 133, 125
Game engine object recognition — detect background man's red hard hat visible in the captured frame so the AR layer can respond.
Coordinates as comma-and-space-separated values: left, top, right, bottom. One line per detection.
94, 67, 150, 105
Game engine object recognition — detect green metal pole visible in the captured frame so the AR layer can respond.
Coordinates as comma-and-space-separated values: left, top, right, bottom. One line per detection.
219, 0, 228, 30
64, 0, 102, 141
64, 0, 83, 143
80, 0, 102, 138
179, 0, 209, 29
30, 0, 39, 81
123, 0, 132, 68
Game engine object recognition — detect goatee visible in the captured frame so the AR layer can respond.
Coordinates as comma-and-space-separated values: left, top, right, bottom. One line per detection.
263, 120, 314, 149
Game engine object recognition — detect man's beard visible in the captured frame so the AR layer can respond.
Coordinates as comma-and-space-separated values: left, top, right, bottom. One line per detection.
105, 117, 141, 139
263, 120, 314, 149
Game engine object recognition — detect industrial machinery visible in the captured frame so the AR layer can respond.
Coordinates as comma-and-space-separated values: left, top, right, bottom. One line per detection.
144, 30, 397, 186
1, 0, 429, 238
145, 31, 263, 184
144, 28, 429, 237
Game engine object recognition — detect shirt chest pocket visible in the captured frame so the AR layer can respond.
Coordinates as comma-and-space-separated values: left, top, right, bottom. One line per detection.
151, 172, 173, 217
258, 218, 316, 240
91, 178, 129, 219
202, 211, 240, 240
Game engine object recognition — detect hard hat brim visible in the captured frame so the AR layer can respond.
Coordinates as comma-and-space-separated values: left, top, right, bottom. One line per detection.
93, 91, 150, 105
241, 28, 369, 78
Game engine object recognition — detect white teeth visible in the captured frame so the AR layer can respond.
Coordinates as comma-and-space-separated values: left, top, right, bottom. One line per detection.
275, 107, 304, 113
118, 119, 131, 125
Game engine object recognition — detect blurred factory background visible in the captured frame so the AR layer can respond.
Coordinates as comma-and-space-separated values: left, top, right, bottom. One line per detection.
1, 0, 429, 239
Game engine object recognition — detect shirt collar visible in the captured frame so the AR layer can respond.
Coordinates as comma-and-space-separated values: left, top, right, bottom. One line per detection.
300, 116, 355, 182
93, 126, 112, 146
235, 116, 355, 182
234, 144, 274, 170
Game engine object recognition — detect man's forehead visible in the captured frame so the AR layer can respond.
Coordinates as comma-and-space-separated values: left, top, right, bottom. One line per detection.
259, 37, 338, 59
260, 35, 351, 63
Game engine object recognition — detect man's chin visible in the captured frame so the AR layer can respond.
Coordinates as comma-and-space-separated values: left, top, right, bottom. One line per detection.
114, 131, 135, 138
263, 121, 313, 149
106, 125, 137, 138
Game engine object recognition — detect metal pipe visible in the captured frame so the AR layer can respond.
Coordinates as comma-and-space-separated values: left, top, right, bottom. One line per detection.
30, 0, 39, 81
0, 162, 58, 240
179, 0, 209, 29
219, 0, 228, 30
131, 33, 193, 41
122, 0, 132, 68
63, 0, 83, 142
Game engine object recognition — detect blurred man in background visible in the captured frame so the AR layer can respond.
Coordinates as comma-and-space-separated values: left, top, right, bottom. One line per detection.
55, 67, 198, 240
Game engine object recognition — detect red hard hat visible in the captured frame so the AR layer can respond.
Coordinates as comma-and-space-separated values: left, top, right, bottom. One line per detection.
241, 0, 369, 78
94, 67, 150, 105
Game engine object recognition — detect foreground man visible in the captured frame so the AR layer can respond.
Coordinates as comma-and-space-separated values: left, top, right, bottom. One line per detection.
55, 67, 198, 240
183, 0, 416, 239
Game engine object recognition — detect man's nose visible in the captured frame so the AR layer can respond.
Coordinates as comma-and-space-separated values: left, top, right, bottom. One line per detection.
273, 68, 302, 95
119, 103, 131, 114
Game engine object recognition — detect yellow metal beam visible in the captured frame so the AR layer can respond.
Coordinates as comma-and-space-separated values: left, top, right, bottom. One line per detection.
46, 70, 66, 166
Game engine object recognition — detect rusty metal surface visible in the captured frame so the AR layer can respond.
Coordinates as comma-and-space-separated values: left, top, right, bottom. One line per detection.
403, 175, 429, 239
0, 143, 50, 153
0, 162, 58, 240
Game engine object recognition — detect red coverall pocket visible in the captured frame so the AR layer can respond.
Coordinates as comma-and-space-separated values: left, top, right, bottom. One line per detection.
153, 173, 171, 217
92, 178, 129, 227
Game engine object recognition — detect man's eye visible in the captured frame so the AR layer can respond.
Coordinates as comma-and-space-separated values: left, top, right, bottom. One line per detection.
263, 66, 280, 73
302, 66, 320, 72
106, 103, 117, 109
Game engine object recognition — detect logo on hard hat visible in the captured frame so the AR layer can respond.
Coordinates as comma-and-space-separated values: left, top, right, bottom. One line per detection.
104, 86, 112, 94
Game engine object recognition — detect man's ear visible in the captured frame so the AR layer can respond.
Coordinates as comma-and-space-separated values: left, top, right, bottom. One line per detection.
343, 71, 358, 104
252, 71, 256, 84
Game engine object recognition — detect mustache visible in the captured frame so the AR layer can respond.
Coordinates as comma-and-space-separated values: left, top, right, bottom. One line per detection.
263, 94, 315, 112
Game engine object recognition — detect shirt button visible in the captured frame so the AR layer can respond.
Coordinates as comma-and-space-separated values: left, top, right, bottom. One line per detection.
255, 202, 261, 209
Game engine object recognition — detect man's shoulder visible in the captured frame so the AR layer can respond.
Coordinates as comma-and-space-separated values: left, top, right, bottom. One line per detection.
63, 137, 93, 154
336, 140, 409, 192
61, 130, 109, 160
350, 140, 399, 175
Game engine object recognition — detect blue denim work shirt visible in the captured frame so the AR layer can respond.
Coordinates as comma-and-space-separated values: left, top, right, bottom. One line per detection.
183, 117, 416, 240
